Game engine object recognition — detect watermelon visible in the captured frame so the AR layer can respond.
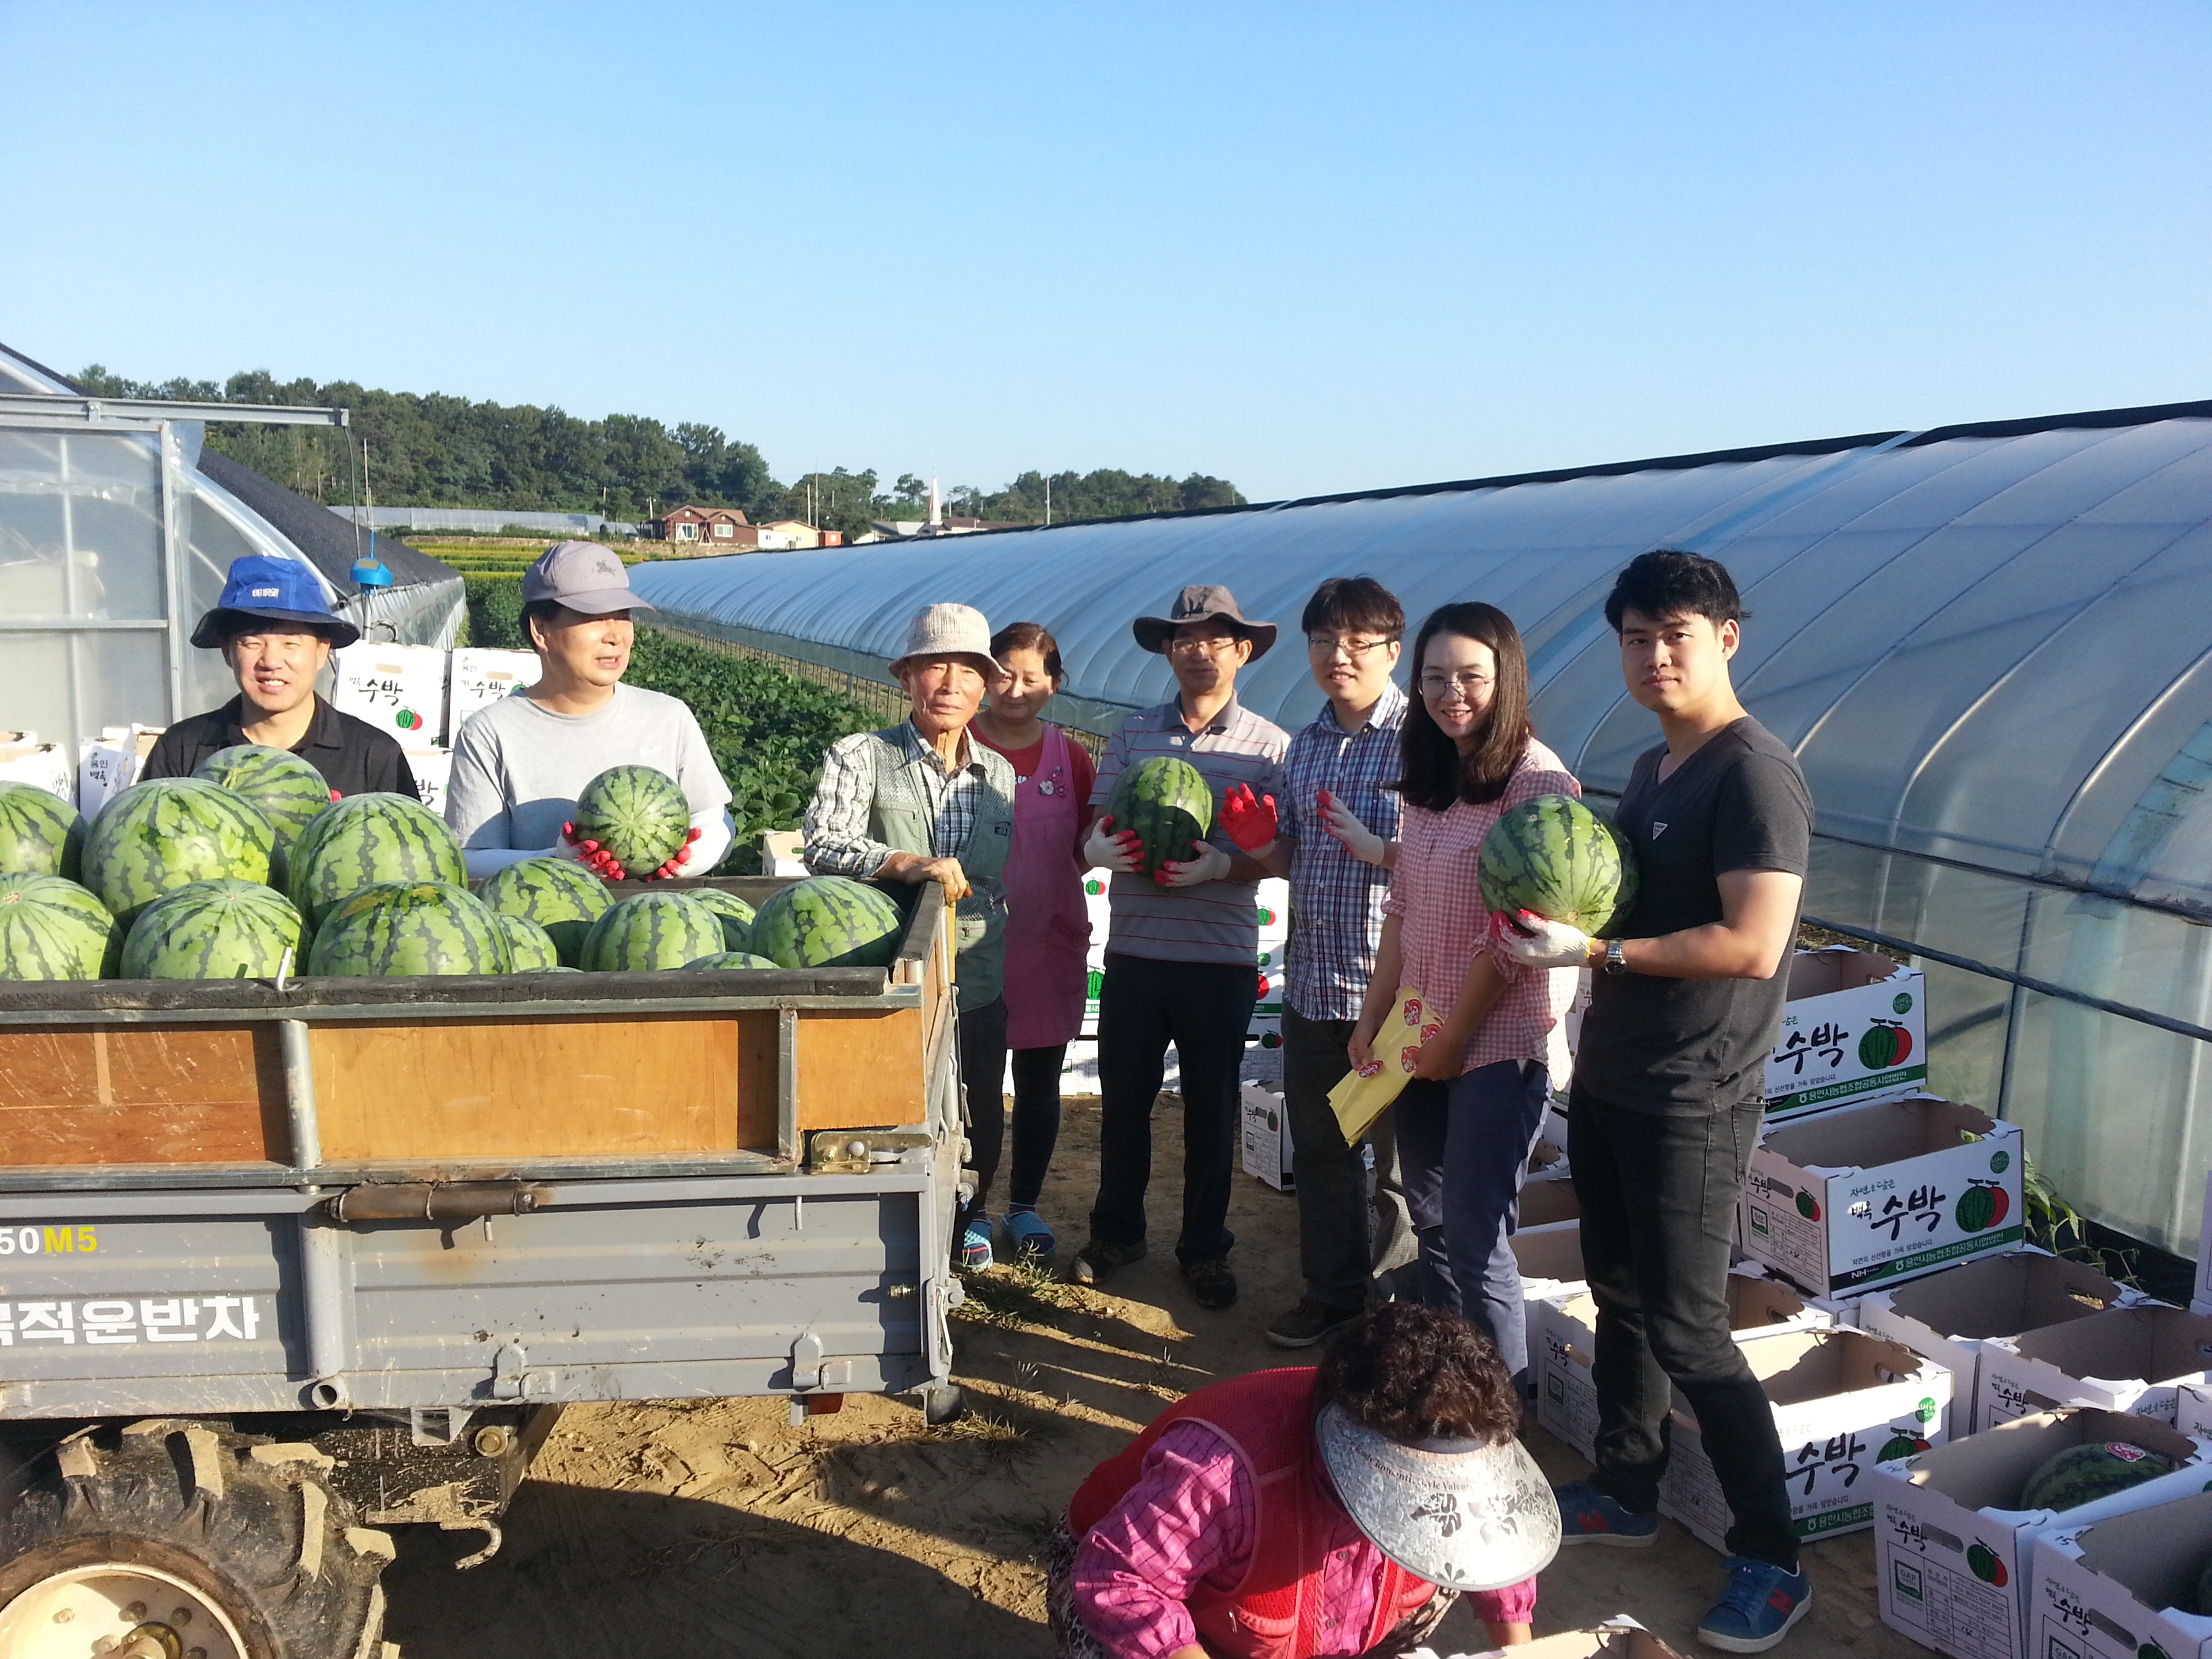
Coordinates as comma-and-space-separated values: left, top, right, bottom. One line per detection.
575, 765, 691, 874
0, 874, 121, 980
1477, 793, 1638, 937
750, 876, 907, 970
685, 886, 757, 952
475, 856, 612, 966
2018, 1441, 2180, 1513
121, 879, 304, 980
0, 782, 87, 881
579, 891, 729, 972
1966, 1543, 2007, 1586
192, 744, 333, 854
1957, 1181, 2009, 1233
685, 951, 780, 970
493, 912, 562, 972
289, 792, 466, 928
306, 881, 512, 977
83, 778, 276, 926
1105, 756, 1214, 881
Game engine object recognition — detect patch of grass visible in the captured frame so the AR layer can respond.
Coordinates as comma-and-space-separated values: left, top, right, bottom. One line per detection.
951, 1260, 1080, 1330
928, 1410, 1026, 1444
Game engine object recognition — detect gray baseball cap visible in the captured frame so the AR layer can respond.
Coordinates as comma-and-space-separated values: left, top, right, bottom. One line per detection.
521, 541, 654, 617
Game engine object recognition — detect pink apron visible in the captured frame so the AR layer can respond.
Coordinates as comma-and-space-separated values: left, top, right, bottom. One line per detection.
1001, 724, 1091, 1050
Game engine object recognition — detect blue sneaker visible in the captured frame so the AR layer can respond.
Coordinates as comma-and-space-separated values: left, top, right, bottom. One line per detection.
1555, 1480, 1658, 1547
956, 1214, 994, 1270
1697, 1557, 1813, 1653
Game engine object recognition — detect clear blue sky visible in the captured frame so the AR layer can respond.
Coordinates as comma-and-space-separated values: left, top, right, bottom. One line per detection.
3, 2, 2207, 502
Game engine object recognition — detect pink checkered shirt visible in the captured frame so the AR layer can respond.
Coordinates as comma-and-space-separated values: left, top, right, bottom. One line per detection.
1071, 1420, 1537, 1658
1381, 741, 1582, 1082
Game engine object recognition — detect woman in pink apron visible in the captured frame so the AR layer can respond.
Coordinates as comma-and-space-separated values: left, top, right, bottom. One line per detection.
969, 621, 1094, 1267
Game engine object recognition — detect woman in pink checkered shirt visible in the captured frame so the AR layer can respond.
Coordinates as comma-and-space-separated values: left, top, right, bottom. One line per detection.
1337, 602, 1582, 1401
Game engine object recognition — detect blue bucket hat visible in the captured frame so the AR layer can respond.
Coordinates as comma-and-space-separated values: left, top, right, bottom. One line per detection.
190, 554, 361, 649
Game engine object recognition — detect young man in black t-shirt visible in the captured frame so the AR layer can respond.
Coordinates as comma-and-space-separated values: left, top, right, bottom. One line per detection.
1497, 550, 1814, 1654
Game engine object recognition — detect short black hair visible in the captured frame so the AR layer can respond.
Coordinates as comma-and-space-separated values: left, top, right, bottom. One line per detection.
521, 598, 567, 647
1603, 549, 1748, 633
1300, 575, 1404, 641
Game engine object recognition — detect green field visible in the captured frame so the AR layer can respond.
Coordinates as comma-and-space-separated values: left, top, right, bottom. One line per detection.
410, 539, 652, 577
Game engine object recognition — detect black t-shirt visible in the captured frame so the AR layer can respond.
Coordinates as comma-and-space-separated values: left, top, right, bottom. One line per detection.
1574, 716, 1811, 1113
142, 695, 422, 801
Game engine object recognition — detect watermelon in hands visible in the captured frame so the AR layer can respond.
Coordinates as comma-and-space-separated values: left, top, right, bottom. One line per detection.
0, 781, 87, 881
1477, 793, 1638, 938
575, 766, 692, 880
1105, 756, 1215, 882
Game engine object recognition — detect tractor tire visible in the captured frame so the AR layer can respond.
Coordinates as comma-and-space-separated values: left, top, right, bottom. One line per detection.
0, 1422, 395, 1659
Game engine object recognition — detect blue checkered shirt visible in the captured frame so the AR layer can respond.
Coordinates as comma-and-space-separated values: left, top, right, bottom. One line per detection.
1277, 682, 1407, 1021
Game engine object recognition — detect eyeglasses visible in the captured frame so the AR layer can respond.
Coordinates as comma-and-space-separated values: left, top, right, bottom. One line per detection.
1306, 636, 1397, 661
1419, 672, 1494, 702
1168, 635, 1241, 657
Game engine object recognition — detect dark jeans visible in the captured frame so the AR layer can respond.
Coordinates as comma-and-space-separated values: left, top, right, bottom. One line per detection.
1282, 1006, 1414, 1313
1570, 1083, 1798, 1570
1397, 1059, 1550, 1391
954, 997, 1008, 1230
1090, 953, 1253, 1265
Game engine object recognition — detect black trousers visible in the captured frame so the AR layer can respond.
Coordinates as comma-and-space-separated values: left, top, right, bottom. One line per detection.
1280, 1007, 1413, 1313
1570, 1083, 1799, 1570
955, 997, 1008, 1230
1089, 952, 1254, 1265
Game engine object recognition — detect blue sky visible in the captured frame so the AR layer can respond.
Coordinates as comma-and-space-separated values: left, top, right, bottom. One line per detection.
3, 2, 2207, 501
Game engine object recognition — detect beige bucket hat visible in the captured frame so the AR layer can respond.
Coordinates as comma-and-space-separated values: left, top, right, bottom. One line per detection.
889, 602, 1005, 680
1131, 583, 1277, 659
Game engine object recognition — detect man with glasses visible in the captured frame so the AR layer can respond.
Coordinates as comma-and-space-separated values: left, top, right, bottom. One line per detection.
1215, 577, 1417, 1349
1072, 585, 1289, 1311
145, 554, 421, 799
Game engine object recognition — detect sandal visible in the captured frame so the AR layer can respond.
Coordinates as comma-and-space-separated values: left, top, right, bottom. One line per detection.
957, 1214, 994, 1271
1003, 1209, 1057, 1263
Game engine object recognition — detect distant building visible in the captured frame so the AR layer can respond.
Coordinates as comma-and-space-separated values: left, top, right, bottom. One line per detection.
653, 504, 758, 550
758, 520, 822, 550
869, 516, 1028, 538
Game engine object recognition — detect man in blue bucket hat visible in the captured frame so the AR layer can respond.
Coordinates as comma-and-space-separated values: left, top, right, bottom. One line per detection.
144, 554, 422, 799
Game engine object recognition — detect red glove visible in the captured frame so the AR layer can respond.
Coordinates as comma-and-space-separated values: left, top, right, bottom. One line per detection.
560, 821, 628, 881
1219, 783, 1279, 853
649, 825, 705, 881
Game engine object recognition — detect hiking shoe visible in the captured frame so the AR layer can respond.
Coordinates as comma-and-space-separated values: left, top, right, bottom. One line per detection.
956, 1214, 994, 1271
1181, 1258, 1238, 1310
1265, 1298, 1361, 1349
1069, 1237, 1145, 1287
1555, 1480, 1659, 1548
1697, 1557, 1812, 1653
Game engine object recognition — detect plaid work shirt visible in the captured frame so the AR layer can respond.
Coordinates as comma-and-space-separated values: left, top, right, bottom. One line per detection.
1277, 682, 1408, 1022
804, 720, 993, 871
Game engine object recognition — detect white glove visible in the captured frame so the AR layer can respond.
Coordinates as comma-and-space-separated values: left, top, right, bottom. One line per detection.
1082, 813, 1144, 876
1158, 840, 1233, 888
1317, 788, 1387, 865
1491, 908, 1593, 969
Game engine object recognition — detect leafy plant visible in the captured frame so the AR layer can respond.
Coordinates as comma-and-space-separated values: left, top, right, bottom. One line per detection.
2022, 1155, 2142, 1287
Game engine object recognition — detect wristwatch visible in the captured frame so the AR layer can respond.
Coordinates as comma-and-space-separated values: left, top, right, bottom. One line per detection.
1603, 939, 1629, 977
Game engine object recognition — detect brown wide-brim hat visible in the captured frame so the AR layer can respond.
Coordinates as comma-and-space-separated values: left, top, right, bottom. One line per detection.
1131, 583, 1277, 659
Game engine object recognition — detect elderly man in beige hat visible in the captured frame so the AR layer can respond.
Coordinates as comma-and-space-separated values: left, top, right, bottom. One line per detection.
804, 602, 1018, 1265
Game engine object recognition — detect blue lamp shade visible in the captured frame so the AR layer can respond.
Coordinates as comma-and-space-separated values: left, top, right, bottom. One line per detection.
351, 556, 394, 588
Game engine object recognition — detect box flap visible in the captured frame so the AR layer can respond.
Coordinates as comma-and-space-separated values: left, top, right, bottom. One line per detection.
2065, 1490, 2212, 1618
1764, 1094, 1999, 1168
1521, 1182, 1582, 1228
1887, 1251, 2127, 1341
2009, 1306, 2212, 1386
1784, 948, 1905, 999
1511, 1227, 1584, 1285
1904, 1408, 2196, 1509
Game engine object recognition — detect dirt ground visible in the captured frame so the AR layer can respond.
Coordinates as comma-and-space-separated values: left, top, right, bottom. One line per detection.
382, 1095, 1923, 1659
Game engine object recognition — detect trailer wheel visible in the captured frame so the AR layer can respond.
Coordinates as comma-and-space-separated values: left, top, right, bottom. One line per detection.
0, 1426, 394, 1659
916, 1382, 968, 1427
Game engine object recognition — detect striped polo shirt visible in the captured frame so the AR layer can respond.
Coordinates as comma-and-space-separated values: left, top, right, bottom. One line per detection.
1090, 695, 1289, 966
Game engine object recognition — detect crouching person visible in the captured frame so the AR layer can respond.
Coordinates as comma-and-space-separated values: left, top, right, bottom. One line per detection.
1048, 1301, 1555, 1659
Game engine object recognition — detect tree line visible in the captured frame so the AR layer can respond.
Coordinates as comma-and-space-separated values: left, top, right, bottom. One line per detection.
72, 366, 1246, 533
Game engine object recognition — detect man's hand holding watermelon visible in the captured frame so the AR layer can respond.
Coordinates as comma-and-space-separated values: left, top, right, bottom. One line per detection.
1082, 814, 1145, 876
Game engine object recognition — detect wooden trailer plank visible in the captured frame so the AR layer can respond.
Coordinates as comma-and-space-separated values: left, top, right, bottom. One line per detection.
792, 1007, 927, 1130
0, 1026, 285, 1164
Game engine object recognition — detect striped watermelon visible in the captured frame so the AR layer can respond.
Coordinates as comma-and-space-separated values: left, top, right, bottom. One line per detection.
685, 951, 780, 970
192, 744, 333, 853
83, 778, 276, 926
750, 876, 907, 970
289, 792, 466, 928
1477, 793, 1639, 937
121, 879, 304, 980
0, 874, 121, 981
493, 912, 562, 972
575, 765, 691, 874
307, 880, 512, 977
475, 856, 612, 966
685, 886, 757, 953
579, 891, 728, 972
2019, 1441, 2180, 1513
1106, 756, 1215, 880
0, 781, 86, 881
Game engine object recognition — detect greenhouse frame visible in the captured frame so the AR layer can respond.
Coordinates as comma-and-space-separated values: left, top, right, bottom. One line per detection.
631, 397, 2212, 1258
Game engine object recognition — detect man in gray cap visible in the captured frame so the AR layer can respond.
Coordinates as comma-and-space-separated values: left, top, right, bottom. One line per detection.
804, 602, 1017, 1267
1071, 583, 1289, 1311
445, 541, 733, 879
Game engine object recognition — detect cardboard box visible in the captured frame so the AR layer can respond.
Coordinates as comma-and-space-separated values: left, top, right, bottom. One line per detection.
445, 647, 539, 741
1767, 948, 1929, 1121
1240, 1084, 1294, 1191
331, 644, 447, 741
1858, 1251, 2144, 1432
1437, 1618, 1694, 1659
76, 724, 162, 815
1979, 1305, 2212, 1429
1657, 1326, 1951, 1549
1521, 1179, 1582, 1234
2030, 1489, 2212, 1659
1537, 1268, 1833, 1462
1740, 1095, 2025, 1298
405, 747, 452, 819
1874, 1408, 2210, 1659
0, 738, 75, 803
760, 830, 807, 878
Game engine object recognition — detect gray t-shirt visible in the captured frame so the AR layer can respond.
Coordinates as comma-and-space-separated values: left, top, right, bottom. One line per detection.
1574, 716, 1812, 1113
445, 683, 731, 853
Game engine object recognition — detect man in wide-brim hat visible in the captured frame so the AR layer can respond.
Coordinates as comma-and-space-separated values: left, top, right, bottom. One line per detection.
1072, 583, 1290, 1313
804, 602, 1019, 1254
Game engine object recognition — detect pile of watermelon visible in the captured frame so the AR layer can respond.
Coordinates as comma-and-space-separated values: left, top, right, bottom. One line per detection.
0, 763, 909, 983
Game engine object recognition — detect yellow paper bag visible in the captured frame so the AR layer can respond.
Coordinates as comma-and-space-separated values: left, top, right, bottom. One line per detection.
1327, 987, 1443, 1143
